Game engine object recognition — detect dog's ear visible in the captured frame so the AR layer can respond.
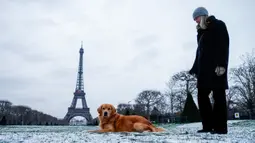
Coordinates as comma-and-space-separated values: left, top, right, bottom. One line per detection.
97, 105, 102, 115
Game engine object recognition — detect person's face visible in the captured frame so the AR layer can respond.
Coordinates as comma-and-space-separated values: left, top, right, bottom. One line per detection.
194, 16, 201, 24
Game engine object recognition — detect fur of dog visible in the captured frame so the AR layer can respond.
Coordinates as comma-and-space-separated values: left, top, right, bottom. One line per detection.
88, 103, 165, 133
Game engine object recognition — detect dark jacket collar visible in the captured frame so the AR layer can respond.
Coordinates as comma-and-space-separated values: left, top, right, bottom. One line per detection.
205, 15, 218, 29
206, 15, 217, 23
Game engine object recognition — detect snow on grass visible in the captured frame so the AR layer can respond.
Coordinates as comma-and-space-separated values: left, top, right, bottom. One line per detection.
0, 120, 254, 143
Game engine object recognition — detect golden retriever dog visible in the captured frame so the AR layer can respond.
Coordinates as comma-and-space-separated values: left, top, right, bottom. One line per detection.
89, 103, 165, 133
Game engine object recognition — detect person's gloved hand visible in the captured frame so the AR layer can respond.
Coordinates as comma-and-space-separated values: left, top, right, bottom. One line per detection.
215, 66, 225, 76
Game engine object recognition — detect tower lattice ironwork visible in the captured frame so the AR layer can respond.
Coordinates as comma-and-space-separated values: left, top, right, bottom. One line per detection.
64, 42, 93, 125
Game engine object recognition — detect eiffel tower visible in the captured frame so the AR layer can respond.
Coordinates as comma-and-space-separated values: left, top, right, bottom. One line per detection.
64, 42, 93, 125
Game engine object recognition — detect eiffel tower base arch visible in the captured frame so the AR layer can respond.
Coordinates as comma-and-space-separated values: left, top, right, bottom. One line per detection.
64, 107, 93, 125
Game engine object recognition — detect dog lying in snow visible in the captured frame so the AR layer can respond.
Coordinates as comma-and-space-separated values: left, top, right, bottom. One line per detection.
89, 103, 165, 133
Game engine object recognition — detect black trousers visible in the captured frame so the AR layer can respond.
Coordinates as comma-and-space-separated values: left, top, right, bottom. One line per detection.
197, 88, 228, 131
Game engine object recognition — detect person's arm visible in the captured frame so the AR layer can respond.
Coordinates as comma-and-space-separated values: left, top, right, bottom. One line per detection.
189, 27, 204, 76
214, 21, 230, 68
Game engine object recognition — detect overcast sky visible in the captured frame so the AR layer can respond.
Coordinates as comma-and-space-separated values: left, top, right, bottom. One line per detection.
0, 0, 254, 119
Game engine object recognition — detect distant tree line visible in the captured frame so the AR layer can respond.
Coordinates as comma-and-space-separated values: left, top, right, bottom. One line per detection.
115, 49, 255, 124
0, 100, 66, 125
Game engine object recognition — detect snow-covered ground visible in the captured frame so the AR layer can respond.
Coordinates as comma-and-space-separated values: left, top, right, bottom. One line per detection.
0, 120, 254, 143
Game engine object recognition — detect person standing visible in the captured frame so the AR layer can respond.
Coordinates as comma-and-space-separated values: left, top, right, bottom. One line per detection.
189, 7, 230, 134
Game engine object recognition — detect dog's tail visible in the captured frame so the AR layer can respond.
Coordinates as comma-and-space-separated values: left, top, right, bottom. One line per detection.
154, 127, 165, 132
149, 125, 165, 132
153, 127, 165, 132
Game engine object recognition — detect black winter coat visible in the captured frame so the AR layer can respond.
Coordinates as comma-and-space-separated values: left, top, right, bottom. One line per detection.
189, 16, 230, 89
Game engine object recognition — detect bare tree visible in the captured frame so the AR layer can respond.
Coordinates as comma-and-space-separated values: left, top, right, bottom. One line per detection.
174, 91, 186, 113
133, 104, 146, 116
172, 70, 197, 95
226, 86, 239, 110
230, 50, 255, 118
117, 103, 132, 115
165, 80, 176, 114
165, 71, 197, 113
135, 90, 164, 120
153, 95, 168, 114
0, 100, 12, 114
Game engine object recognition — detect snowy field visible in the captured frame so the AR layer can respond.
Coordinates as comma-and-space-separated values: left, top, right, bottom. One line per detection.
0, 120, 254, 143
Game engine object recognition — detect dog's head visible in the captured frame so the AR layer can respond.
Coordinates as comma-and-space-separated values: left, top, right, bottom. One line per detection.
97, 104, 116, 118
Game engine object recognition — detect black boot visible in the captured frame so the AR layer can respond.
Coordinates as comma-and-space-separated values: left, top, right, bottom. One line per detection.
210, 129, 227, 134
